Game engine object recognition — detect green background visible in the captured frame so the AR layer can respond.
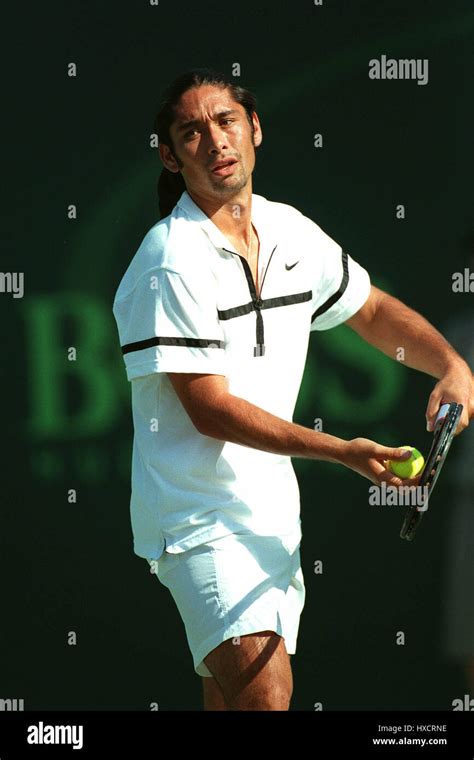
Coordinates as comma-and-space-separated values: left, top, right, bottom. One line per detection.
1, 0, 473, 710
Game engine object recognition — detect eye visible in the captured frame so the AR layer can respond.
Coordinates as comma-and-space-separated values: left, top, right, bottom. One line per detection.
184, 119, 235, 139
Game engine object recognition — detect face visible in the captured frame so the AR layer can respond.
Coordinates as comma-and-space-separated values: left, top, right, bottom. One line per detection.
159, 84, 262, 201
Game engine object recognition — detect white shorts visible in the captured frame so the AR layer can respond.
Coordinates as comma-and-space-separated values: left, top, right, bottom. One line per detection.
147, 532, 306, 677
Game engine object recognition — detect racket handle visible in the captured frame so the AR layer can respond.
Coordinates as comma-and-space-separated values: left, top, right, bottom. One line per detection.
435, 402, 463, 432
435, 403, 451, 426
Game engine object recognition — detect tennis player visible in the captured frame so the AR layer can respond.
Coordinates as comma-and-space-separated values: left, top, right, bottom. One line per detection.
112, 68, 473, 711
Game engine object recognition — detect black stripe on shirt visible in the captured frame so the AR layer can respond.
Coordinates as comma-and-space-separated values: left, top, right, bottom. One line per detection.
217, 301, 255, 320
218, 290, 312, 321
261, 290, 312, 311
311, 250, 349, 324
121, 336, 224, 355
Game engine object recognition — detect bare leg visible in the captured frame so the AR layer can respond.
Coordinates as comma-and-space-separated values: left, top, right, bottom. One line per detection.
203, 630, 293, 711
202, 676, 228, 711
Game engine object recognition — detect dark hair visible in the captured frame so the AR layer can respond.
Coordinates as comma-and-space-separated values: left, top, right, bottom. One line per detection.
153, 68, 258, 219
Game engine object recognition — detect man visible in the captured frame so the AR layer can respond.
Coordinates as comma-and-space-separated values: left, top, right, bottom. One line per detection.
112, 69, 473, 711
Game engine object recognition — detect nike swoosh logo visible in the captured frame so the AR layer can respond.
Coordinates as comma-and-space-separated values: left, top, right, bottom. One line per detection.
285, 261, 299, 271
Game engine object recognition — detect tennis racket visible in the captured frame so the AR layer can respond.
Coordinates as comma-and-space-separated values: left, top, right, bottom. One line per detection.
399, 401, 463, 541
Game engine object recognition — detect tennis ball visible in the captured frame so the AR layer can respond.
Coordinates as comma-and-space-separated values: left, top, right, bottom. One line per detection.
388, 446, 425, 478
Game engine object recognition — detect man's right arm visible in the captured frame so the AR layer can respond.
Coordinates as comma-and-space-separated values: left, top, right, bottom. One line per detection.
167, 372, 416, 487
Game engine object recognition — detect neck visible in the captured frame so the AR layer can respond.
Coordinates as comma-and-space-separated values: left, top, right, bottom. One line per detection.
186, 186, 254, 249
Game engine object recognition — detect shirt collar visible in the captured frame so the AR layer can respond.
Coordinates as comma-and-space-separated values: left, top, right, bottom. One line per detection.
176, 189, 276, 254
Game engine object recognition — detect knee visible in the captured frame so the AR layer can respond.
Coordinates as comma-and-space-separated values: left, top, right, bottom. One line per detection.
228, 681, 292, 711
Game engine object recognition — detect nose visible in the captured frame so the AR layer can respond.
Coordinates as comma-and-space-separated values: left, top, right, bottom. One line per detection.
205, 122, 228, 154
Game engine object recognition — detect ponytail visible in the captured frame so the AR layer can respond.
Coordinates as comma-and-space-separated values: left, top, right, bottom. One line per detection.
157, 167, 186, 220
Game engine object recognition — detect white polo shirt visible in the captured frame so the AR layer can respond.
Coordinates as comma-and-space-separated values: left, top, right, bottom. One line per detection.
112, 189, 371, 561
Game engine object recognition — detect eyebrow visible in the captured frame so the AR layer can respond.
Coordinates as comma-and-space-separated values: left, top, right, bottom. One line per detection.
176, 109, 239, 133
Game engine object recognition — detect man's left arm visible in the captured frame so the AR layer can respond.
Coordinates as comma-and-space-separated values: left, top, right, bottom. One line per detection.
345, 285, 474, 433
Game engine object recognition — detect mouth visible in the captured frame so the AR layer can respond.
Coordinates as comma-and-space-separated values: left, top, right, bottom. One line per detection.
210, 159, 238, 176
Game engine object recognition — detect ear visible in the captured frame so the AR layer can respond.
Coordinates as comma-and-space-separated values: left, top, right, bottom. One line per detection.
251, 111, 263, 148
159, 143, 181, 173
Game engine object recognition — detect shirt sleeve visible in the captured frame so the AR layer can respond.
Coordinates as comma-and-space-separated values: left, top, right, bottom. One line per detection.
113, 266, 227, 380
305, 217, 372, 332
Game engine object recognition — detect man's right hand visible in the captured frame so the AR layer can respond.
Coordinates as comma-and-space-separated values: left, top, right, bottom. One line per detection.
341, 438, 422, 487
